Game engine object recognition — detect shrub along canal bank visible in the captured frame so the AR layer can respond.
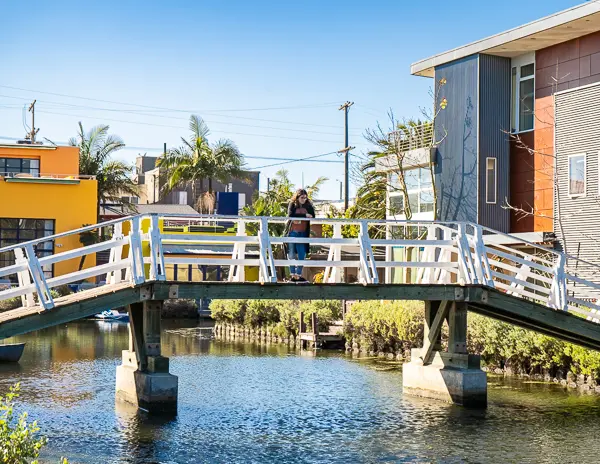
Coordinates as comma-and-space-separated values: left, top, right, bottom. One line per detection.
210, 299, 600, 393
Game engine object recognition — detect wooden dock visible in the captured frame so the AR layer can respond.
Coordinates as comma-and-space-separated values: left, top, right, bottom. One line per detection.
299, 311, 345, 349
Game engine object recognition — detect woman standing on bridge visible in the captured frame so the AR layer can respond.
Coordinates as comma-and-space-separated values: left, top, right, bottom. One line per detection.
284, 189, 315, 282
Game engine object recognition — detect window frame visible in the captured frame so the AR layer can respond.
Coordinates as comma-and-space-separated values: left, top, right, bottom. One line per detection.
0, 218, 55, 280
387, 166, 434, 217
485, 157, 497, 204
0, 157, 40, 177
511, 53, 536, 134
568, 153, 586, 197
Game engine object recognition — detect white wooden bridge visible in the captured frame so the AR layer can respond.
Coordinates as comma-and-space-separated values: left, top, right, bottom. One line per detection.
0, 213, 599, 347
2, 213, 600, 410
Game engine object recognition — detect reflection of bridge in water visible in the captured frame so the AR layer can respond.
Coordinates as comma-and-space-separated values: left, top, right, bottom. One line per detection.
0, 214, 599, 410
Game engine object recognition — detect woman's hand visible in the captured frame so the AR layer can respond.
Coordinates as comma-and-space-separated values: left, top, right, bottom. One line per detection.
306, 214, 313, 218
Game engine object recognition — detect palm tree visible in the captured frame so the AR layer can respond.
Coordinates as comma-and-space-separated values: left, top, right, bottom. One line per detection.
69, 122, 138, 222
157, 115, 247, 212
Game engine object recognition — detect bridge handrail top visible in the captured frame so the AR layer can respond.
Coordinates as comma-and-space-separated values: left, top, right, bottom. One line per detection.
0, 213, 597, 274
480, 225, 600, 271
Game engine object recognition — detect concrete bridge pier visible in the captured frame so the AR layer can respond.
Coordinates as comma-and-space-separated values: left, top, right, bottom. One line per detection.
116, 300, 178, 413
402, 301, 487, 408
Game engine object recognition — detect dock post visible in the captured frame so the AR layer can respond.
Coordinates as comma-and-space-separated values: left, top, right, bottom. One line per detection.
311, 312, 319, 349
402, 301, 487, 408
299, 311, 306, 350
116, 300, 178, 413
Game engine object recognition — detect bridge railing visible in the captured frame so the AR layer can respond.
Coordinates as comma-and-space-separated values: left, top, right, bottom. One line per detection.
0, 214, 598, 323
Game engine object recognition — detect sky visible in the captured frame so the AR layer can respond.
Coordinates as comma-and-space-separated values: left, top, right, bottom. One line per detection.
0, 0, 583, 200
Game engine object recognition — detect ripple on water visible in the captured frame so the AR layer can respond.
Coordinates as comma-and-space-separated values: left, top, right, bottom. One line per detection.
2, 322, 600, 463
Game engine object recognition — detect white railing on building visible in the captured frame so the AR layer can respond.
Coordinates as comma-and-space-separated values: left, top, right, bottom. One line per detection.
388, 123, 434, 153
0, 214, 598, 323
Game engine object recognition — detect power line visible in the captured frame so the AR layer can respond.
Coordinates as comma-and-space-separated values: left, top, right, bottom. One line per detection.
249, 151, 341, 170
0, 94, 363, 134
36, 109, 342, 144
0, 134, 344, 167
0, 85, 341, 113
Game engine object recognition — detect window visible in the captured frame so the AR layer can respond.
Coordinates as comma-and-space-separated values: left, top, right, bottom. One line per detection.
388, 167, 434, 216
511, 54, 535, 133
568, 154, 586, 196
486, 158, 497, 204
0, 158, 40, 177
0, 219, 55, 280
176, 191, 188, 205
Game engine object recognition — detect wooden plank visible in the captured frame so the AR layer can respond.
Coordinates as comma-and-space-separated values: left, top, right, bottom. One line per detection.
470, 289, 600, 350
151, 282, 466, 302
0, 284, 139, 340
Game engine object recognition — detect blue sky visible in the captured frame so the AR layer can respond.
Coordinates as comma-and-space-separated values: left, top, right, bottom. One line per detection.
0, 0, 581, 200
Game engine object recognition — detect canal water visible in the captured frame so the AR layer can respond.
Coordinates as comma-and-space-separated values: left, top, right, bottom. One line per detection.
1, 319, 600, 464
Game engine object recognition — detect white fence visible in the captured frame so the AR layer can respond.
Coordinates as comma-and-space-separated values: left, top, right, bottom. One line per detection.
0, 214, 599, 322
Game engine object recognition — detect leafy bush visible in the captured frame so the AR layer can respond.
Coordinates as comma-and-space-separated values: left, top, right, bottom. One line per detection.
300, 300, 342, 332
468, 313, 600, 378
209, 299, 341, 336
344, 300, 424, 352
0, 297, 21, 312
210, 299, 247, 325
244, 300, 280, 328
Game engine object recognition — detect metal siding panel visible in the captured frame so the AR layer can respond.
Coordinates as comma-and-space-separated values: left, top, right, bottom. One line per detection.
478, 54, 511, 232
555, 84, 600, 286
434, 55, 479, 223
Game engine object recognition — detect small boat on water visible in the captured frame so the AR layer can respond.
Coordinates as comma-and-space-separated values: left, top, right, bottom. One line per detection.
94, 310, 130, 322
0, 343, 25, 363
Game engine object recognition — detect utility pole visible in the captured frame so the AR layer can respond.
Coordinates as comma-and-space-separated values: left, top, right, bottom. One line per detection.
338, 101, 354, 211
27, 100, 40, 143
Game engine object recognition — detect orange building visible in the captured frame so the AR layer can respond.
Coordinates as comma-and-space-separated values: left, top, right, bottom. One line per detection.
0, 143, 97, 278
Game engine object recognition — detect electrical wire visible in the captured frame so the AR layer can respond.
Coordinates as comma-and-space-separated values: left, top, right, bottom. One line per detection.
0, 85, 341, 113
249, 151, 340, 170
0, 94, 363, 135
36, 109, 342, 144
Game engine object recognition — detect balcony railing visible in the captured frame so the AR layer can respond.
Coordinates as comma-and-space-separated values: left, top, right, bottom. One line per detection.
388, 123, 434, 153
0, 172, 96, 180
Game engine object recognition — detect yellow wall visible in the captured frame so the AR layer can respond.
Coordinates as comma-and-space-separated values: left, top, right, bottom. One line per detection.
0, 145, 97, 277
121, 218, 259, 281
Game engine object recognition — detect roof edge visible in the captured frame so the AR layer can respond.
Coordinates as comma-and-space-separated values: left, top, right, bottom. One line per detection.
411, 0, 600, 77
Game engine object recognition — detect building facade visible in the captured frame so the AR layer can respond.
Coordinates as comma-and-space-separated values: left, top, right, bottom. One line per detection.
405, 0, 600, 285
132, 155, 259, 211
0, 143, 97, 278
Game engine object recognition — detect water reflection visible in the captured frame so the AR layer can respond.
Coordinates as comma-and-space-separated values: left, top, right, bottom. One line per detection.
0, 320, 600, 463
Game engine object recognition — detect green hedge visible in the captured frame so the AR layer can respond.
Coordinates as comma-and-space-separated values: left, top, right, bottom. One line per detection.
211, 299, 600, 379
343, 300, 424, 353
210, 299, 342, 338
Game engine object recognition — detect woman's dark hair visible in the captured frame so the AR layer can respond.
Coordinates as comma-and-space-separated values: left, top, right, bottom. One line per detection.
290, 188, 310, 208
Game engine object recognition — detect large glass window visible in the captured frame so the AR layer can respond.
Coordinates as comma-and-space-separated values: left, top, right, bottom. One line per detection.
388, 167, 434, 216
568, 154, 586, 196
0, 219, 55, 279
0, 158, 40, 177
511, 56, 535, 133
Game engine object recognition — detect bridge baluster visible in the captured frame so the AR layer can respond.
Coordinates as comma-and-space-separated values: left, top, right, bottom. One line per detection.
23, 244, 54, 310
549, 254, 568, 311
127, 216, 146, 285
14, 247, 35, 308
148, 215, 166, 282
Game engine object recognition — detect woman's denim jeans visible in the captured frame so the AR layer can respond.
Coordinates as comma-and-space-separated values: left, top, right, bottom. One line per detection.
287, 230, 306, 275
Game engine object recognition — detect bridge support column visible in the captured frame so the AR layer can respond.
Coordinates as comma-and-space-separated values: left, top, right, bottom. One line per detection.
402, 301, 487, 408
116, 300, 178, 413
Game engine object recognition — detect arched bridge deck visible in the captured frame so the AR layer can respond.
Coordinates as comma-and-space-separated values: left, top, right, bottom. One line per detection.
0, 214, 599, 348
